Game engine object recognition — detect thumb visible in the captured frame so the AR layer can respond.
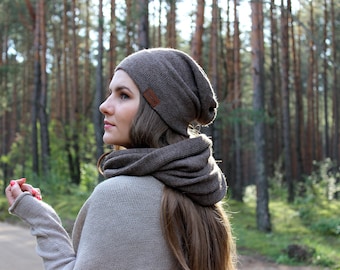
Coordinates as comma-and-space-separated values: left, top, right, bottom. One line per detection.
9, 180, 24, 198
16, 178, 27, 187
6, 181, 22, 206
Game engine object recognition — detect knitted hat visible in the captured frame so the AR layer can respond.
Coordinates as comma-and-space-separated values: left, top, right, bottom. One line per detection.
116, 48, 218, 136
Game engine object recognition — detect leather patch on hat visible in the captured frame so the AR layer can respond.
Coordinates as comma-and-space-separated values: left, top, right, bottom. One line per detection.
143, 88, 160, 108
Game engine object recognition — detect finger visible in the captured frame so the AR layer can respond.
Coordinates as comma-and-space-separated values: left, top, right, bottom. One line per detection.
21, 184, 42, 200
33, 188, 42, 200
9, 181, 23, 196
6, 181, 23, 206
16, 177, 27, 186
5, 185, 15, 206
20, 183, 34, 193
9, 178, 27, 188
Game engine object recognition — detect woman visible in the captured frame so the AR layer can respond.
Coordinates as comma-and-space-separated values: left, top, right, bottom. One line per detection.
6, 48, 236, 270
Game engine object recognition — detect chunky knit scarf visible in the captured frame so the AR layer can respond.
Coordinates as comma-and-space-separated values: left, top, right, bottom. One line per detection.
102, 134, 227, 206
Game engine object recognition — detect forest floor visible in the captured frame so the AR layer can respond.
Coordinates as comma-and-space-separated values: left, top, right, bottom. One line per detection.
0, 222, 328, 270
238, 254, 326, 270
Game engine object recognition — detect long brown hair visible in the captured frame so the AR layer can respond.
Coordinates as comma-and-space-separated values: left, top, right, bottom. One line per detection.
100, 96, 237, 269
161, 187, 236, 270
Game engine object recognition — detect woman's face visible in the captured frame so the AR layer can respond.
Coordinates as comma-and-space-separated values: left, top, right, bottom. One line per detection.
99, 70, 140, 148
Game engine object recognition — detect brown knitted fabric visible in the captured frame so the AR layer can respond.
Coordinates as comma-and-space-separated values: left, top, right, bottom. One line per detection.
116, 48, 218, 137
102, 135, 227, 206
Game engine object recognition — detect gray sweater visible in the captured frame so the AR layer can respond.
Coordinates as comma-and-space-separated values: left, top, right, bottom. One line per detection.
9, 175, 176, 269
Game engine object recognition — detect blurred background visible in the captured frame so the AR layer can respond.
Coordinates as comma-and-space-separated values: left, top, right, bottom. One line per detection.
0, 0, 339, 268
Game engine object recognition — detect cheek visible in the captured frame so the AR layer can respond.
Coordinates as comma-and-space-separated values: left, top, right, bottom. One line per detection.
124, 103, 139, 125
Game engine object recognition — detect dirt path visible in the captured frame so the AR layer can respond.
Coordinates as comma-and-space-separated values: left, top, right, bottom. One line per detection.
0, 222, 326, 270
0, 222, 44, 270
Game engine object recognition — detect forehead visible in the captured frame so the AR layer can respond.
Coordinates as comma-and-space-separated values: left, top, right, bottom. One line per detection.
109, 70, 141, 97
110, 70, 132, 86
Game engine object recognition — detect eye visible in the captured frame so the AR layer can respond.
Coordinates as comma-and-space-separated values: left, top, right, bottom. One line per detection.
120, 92, 130, 100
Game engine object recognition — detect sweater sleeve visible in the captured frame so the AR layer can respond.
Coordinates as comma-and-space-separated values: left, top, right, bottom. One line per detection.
9, 192, 76, 270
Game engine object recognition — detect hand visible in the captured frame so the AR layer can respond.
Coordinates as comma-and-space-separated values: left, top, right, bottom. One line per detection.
5, 178, 42, 206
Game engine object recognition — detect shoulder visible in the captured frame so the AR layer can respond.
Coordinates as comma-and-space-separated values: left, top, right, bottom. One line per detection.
90, 175, 164, 206
76, 175, 165, 228
72, 176, 175, 269
95, 175, 164, 194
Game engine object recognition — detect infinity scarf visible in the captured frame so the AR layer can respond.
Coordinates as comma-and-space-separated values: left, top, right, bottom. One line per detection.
102, 134, 227, 206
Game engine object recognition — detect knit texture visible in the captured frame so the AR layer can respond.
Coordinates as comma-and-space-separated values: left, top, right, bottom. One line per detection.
9, 176, 176, 270
103, 134, 227, 206
116, 48, 218, 136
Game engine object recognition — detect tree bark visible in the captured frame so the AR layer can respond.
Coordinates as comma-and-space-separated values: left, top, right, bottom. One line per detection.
70, 0, 81, 184
158, 0, 163, 47
232, 0, 243, 201
331, 0, 339, 165
93, 0, 104, 182
251, 0, 271, 232
267, 0, 282, 179
323, 0, 329, 158
166, 0, 176, 48
280, 0, 294, 202
109, 0, 117, 76
290, 6, 304, 183
125, 0, 133, 55
305, 1, 315, 175
32, 0, 41, 175
137, 0, 149, 49
38, 0, 50, 176
191, 0, 205, 65
83, 0, 92, 116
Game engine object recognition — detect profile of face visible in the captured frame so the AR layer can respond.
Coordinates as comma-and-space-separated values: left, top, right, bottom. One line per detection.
99, 70, 140, 148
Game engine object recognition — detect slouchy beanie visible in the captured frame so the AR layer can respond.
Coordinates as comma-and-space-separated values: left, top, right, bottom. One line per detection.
116, 48, 218, 136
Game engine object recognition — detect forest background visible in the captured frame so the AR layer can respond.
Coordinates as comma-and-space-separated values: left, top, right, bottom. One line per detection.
0, 0, 340, 268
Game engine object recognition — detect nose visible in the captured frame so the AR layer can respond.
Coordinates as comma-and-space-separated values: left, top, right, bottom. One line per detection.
99, 97, 113, 115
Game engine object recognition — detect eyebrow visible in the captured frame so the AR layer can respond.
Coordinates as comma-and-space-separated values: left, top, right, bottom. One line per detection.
109, 85, 134, 94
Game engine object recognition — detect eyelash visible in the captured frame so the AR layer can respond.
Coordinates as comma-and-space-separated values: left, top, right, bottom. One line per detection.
105, 89, 130, 100
120, 93, 129, 99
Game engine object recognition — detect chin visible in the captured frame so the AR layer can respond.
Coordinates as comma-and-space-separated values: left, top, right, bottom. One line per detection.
102, 135, 114, 146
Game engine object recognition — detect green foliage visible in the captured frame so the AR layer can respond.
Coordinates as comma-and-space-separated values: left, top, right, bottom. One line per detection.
311, 218, 340, 236
0, 119, 98, 196
79, 163, 98, 192
229, 172, 340, 268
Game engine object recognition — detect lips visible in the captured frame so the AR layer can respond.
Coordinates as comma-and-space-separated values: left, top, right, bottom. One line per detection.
104, 120, 115, 129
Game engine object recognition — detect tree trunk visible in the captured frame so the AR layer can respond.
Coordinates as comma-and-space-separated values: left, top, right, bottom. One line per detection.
305, 1, 315, 175
232, 0, 243, 201
222, 0, 234, 196
323, 0, 329, 158
331, 0, 339, 165
137, 0, 149, 49
93, 0, 104, 182
251, 0, 271, 232
267, 0, 280, 179
51, 12, 62, 121
191, 0, 205, 65
62, 0, 69, 125
209, 0, 222, 160
158, 0, 163, 47
83, 0, 92, 116
32, 0, 41, 175
70, 0, 81, 184
38, 0, 50, 177
125, 0, 133, 55
0, 17, 12, 190
109, 0, 117, 76
290, 2, 304, 183
280, 0, 294, 202
166, 0, 176, 48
